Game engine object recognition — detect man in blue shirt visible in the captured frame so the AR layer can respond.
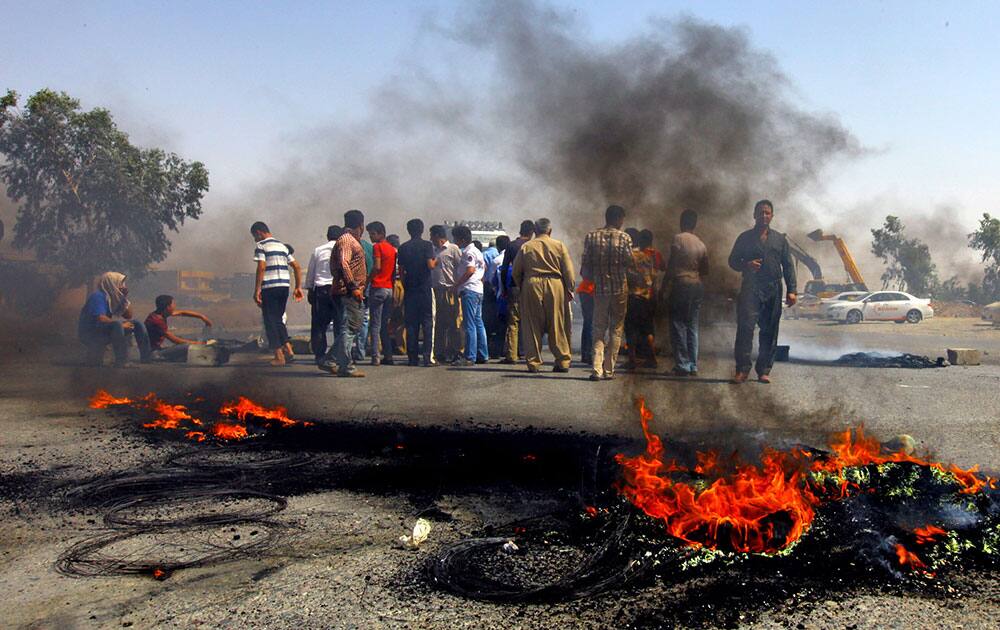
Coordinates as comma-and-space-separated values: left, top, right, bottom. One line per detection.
77, 271, 151, 367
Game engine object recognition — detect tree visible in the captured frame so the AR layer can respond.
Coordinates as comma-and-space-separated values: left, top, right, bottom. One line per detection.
0, 89, 208, 286
969, 213, 1000, 302
870, 215, 937, 296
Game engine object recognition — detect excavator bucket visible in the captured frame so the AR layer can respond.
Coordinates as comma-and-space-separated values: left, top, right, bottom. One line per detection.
807, 229, 826, 241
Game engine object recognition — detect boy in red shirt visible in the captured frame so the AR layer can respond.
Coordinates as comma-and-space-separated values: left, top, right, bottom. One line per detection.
144, 295, 214, 361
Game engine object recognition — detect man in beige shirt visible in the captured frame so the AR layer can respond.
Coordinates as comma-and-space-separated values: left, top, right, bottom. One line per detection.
581, 205, 635, 380
665, 209, 709, 376
430, 224, 464, 364
512, 218, 576, 373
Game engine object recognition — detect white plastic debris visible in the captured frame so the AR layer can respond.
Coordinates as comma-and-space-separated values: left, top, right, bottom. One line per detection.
502, 540, 519, 554
398, 518, 432, 549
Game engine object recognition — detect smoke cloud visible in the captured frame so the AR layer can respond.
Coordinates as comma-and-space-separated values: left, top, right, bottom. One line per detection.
169, 0, 860, 282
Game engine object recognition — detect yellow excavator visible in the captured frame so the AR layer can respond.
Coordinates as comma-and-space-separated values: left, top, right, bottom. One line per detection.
787, 230, 868, 299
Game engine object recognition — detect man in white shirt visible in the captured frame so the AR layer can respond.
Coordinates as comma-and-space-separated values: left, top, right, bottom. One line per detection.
451, 225, 488, 366
304, 225, 343, 365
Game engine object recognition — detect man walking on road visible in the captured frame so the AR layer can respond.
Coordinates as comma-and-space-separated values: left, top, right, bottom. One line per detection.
397, 219, 437, 366
665, 209, 709, 376
319, 210, 368, 377
727, 200, 796, 384
498, 220, 535, 364
452, 225, 488, 365
304, 225, 342, 365
581, 205, 635, 381
430, 224, 464, 364
512, 218, 575, 373
251, 221, 304, 366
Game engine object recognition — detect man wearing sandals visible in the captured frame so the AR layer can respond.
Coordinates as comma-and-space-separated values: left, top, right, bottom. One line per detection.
251, 222, 304, 366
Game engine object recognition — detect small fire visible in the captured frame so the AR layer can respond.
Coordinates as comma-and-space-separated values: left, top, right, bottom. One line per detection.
913, 525, 948, 545
894, 543, 928, 571
89, 390, 133, 408
219, 396, 296, 427
211, 422, 249, 440
814, 427, 991, 495
89, 391, 311, 442
143, 397, 199, 430
616, 397, 994, 556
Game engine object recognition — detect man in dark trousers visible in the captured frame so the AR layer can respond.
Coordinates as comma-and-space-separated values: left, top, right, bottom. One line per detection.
304, 225, 343, 364
397, 218, 437, 366
498, 220, 536, 364
727, 200, 797, 383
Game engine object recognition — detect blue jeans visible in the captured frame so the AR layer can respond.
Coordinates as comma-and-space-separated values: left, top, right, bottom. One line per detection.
324, 295, 364, 374
352, 290, 370, 360
368, 287, 393, 360
669, 281, 703, 373
460, 290, 488, 361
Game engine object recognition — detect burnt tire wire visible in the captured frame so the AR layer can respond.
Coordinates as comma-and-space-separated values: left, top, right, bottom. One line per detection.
56, 446, 306, 578
429, 510, 693, 602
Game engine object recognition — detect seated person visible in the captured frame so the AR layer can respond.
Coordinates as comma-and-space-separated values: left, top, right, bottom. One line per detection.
77, 272, 151, 367
144, 294, 214, 361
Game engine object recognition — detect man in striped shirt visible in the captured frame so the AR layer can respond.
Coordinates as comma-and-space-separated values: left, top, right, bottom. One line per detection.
580, 205, 635, 381
251, 221, 304, 366
319, 209, 369, 377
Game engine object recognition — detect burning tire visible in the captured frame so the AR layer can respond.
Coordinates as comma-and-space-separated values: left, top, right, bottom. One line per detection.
846, 309, 863, 324
906, 309, 923, 324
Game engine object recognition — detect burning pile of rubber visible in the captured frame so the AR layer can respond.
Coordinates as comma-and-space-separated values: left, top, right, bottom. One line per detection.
89, 390, 312, 442
616, 398, 998, 574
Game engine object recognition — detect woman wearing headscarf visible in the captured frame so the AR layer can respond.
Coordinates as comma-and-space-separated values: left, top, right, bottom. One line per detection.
77, 272, 151, 366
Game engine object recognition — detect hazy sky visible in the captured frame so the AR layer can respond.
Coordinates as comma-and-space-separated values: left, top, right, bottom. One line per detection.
3, 0, 998, 275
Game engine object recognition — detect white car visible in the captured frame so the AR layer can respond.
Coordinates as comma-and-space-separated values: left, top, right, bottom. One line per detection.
818, 291, 869, 319
982, 301, 1000, 322
824, 291, 934, 324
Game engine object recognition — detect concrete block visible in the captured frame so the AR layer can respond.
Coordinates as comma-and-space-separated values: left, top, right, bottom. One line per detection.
946, 348, 981, 366
289, 336, 312, 355
187, 344, 231, 366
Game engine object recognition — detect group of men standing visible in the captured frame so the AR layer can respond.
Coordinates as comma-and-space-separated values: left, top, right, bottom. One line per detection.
248, 198, 797, 382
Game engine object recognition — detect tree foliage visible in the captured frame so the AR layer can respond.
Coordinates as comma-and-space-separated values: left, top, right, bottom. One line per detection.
969, 212, 1000, 302
0, 89, 208, 285
870, 215, 937, 296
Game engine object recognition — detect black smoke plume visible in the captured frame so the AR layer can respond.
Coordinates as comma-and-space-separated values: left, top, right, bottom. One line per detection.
171, 0, 859, 278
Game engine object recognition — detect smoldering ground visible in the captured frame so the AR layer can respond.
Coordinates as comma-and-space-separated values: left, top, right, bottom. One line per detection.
169, 0, 860, 288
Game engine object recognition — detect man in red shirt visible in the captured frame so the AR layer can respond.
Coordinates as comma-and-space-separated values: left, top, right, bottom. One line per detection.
144, 295, 213, 361
366, 221, 397, 366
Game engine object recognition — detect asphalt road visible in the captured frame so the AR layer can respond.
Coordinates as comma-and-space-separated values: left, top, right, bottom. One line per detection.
9, 316, 999, 469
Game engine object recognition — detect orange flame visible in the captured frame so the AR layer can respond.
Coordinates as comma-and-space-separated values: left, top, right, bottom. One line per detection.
89, 390, 133, 408
815, 427, 991, 495
89, 391, 311, 442
616, 398, 817, 553
894, 543, 928, 571
143, 396, 199, 430
219, 396, 296, 427
913, 525, 947, 545
211, 422, 249, 440
616, 398, 993, 556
